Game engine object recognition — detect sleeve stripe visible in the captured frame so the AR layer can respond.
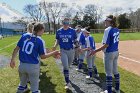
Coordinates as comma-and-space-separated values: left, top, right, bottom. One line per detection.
102, 27, 111, 44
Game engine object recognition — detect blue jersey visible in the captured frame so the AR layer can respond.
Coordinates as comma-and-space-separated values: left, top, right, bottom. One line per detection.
102, 26, 119, 52
76, 31, 86, 46
56, 27, 77, 49
85, 35, 96, 50
17, 34, 46, 64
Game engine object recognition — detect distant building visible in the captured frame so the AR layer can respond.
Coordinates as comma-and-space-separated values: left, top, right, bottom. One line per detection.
0, 2, 25, 35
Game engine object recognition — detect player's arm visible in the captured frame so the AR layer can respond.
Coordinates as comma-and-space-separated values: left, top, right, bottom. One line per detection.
53, 30, 60, 50
74, 39, 80, 48
40, 50, 60, 59
39, 40, 60, 59
53, 39, 59, 50
89, 44, 108, 56
10, 46, 20, 68
82, 47, 91, 51
95, 44, 108, 52
90, 29, 110, 56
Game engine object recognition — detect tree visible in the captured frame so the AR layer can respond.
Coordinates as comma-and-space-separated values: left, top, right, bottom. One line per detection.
128, 8, 140, 28
117, 13, 131, 29
47, 2, 67, 34
23, 4, 44, 22
78, 4, 101, 29
71, 12, 82, 28
84, 4, 98, 21
81, 14, 96, 28
40, 1, 51, 33
13, 17, 28, 29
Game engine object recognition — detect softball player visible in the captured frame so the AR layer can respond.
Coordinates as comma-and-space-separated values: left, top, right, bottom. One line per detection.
53, 18, 77, 89
90, 15, 120, 93
82, 30, 99, 79
10, 23, 59, 93
74, 25, 86, 70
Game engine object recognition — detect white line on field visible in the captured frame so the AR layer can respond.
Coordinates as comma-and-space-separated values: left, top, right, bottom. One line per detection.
120, 55, 140, 64
0, 42, 17, 51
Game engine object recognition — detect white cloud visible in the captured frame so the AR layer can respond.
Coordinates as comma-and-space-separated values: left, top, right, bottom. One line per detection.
0, 3, 23, 22
37, 0, 140, 20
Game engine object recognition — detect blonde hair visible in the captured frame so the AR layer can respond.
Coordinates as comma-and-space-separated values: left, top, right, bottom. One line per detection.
27, 22, 35, 33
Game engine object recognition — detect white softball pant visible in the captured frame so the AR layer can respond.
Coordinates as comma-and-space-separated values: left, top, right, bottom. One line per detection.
17, 62, 40, 93
60, 49, 75, 70
104, 51, 119, 76
86, 51, 96, 68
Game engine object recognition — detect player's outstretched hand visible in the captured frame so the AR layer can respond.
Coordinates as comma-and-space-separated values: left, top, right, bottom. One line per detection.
10, 60, 15, 68
78, 48, 82, 54
89, 50, 96, 56
53, 50, 61, 59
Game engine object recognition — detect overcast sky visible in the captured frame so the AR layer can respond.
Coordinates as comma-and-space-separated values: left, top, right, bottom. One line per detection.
37, 0, 140, 19
0, 0, 140, 21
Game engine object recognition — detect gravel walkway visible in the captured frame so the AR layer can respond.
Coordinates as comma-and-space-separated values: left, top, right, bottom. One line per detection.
55, 59, 106, 93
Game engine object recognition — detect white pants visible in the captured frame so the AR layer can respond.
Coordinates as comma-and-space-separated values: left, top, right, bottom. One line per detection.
104, 51, 119, 76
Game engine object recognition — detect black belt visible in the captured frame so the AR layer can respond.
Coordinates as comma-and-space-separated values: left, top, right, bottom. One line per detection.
61, 48, 73, 50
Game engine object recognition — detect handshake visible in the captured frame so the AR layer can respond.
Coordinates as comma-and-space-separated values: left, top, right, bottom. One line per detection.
46, 47, 61, 59
77, 48, 96, 56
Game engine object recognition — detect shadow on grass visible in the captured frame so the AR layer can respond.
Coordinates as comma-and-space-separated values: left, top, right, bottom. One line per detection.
40, 61, 48, 66
39, 62, 57, 93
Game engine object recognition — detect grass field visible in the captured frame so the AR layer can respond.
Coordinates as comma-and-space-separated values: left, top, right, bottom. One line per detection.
92, 32, 140, 43
0, 33, 140, 93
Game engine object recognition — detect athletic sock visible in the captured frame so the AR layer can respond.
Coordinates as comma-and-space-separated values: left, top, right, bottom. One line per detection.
63, 70, 69, 84
18, 85, 27, 91
88, 68, 92, 77
106, 76, 113, 93
32, 90, 39, 93
93, 66, 98, 75
78, 59, 83, 69
114, 73, 120, 91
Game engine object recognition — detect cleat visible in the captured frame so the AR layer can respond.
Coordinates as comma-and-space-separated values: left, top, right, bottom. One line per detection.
100, 90, 108, 93
86, 75, 91, 79
64, 83, 71, 90
112, 87, 120, 93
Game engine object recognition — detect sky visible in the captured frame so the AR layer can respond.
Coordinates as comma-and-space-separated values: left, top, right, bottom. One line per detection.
0, 0, 36, 15
0, 0, 140, 20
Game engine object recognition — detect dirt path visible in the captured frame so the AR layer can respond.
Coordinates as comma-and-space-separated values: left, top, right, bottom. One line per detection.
96, 40, 140, 76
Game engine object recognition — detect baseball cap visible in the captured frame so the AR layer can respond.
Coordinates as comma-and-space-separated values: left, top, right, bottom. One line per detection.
105, 17, 112, 21
83, 28, 90, 34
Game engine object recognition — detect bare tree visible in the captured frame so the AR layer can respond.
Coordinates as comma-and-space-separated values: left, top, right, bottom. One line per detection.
48, 2, 67, 34
114, 7, 123, 16
40, 1, 51, 33
12, 17, 28, 29
63, 7, 74, 19
23, 4, 44, 22
128, 8, 140, 28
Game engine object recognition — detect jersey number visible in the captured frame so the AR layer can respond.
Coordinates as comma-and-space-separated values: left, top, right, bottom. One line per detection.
113, 32, 119, 43
22, 40, 34, 54
62, 38, 68, 42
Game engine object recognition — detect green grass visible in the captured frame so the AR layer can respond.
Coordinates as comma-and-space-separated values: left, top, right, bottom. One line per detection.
0, 35, 66, 93
92, 32, 140, 43
0, 33, 140, 93
95, 58, 140, 93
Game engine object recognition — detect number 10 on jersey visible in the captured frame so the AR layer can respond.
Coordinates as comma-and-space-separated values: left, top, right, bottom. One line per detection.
22, 39, 34, 54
